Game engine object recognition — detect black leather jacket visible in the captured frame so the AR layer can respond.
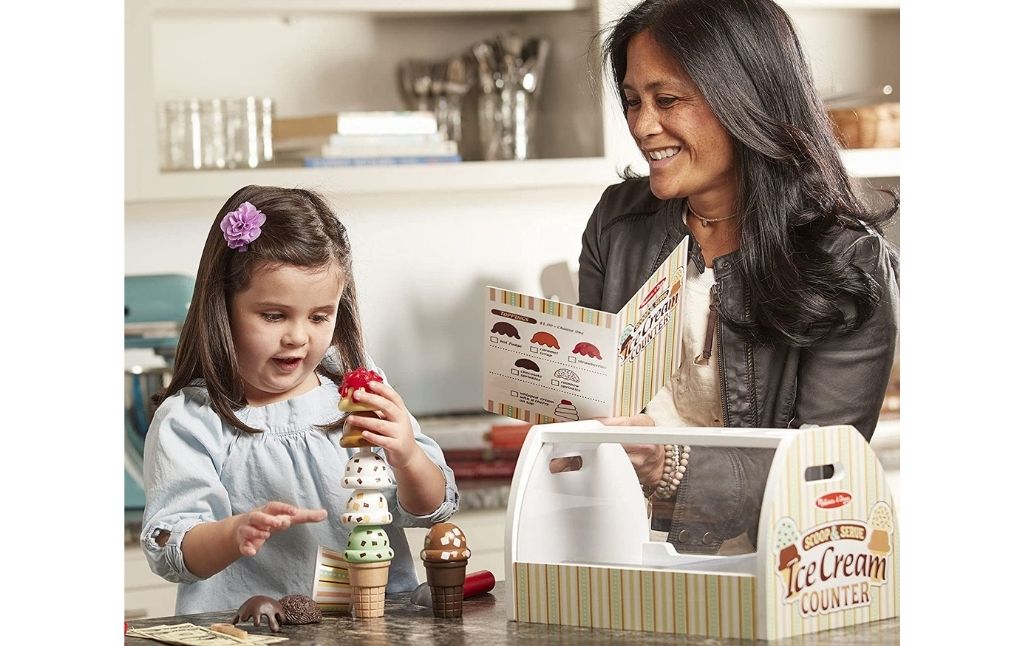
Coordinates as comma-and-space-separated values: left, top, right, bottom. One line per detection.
578, 178, 899, 553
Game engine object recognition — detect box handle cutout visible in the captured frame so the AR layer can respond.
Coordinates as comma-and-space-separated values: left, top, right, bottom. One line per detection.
804, 463, 841, 482
549, 455, 584, 473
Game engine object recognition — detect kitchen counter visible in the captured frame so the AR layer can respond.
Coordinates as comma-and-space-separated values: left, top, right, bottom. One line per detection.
125, 581, 899, 645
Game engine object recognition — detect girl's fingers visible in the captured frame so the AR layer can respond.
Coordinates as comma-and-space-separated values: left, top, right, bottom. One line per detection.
361, 430, 397, 451
345, 413, 396, 437
291, 508, 329, 524
351, 387, 403, 421
247, 512, 283, 531
261, 501, 298, 516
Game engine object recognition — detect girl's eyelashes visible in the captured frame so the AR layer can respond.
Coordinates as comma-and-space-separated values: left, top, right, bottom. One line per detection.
259, 311, 334, 323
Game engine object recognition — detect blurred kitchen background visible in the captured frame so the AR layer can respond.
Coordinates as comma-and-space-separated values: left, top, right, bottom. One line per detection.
125, 0, 899, 618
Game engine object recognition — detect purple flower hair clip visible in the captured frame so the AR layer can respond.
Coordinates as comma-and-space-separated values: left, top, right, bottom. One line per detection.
220, 201, 266, 252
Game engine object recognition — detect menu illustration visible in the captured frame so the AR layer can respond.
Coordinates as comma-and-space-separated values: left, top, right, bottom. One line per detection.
483, 237, 689, 424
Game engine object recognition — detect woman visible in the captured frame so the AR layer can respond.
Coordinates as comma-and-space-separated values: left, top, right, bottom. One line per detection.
581, 0, 899, 555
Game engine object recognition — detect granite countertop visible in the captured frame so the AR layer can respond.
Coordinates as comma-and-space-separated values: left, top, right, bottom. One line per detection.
124, 581, 898, 645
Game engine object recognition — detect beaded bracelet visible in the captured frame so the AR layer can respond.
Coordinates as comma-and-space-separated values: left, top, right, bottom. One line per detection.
653, 444, 690, 500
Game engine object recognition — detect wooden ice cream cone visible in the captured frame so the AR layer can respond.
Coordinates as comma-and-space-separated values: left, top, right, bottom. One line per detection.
424, 561, 468, 618
347, 561, 390, 618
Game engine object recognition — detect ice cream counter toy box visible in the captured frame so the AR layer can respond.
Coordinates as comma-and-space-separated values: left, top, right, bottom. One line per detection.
504, 422, 898, 640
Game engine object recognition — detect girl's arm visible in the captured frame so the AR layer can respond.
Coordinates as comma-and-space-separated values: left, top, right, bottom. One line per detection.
179, 503, 328, 578
344, 380, 446, 515
142, 392, 327, 583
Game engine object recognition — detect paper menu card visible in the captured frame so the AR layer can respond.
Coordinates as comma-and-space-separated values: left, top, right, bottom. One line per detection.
483, 237, 689, 424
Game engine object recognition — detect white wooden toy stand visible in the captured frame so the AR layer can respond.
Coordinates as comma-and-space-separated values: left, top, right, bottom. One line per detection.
504, 421, 898, 640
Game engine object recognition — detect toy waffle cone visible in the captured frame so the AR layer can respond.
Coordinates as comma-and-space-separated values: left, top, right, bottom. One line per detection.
347, 561, 390, 618
341, 411, 376, 448
424, 561, 468, 618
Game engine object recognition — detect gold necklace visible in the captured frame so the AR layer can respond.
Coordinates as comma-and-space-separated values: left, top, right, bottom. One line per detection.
688, 202, 738, 227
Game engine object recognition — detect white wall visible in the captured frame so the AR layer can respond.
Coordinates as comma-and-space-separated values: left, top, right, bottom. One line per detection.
125, 185, 607, 414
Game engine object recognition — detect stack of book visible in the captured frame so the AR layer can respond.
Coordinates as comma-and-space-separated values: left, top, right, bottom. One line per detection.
420, 416, 532, 481
273, 111, 461, 167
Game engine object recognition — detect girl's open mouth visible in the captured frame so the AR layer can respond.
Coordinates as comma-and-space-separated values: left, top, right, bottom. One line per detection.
273, 357, 302, 371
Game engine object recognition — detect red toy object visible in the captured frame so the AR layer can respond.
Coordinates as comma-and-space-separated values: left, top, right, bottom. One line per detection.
464, 570, 496, 598
339, 367, 384, 398
338, 367, 385, 418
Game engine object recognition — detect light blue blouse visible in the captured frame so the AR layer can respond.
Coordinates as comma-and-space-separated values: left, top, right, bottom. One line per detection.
140, 360, 459, 615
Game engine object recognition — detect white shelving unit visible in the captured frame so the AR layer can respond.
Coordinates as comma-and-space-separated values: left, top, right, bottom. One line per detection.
126, 0, 899, 203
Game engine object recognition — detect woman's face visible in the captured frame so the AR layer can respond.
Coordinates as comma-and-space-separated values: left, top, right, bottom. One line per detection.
622, 30, 736, 201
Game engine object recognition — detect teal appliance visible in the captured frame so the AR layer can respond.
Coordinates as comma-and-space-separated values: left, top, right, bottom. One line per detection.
124, 274, 195, 511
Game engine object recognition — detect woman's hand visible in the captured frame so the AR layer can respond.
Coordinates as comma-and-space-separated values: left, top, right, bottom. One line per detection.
597, 413, 664, 487
233, 502, 328, 557
343, 380, 420, 468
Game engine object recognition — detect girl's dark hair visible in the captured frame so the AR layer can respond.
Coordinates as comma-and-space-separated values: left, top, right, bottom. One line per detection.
157, 185, 365, 432
604, 0, 898, 346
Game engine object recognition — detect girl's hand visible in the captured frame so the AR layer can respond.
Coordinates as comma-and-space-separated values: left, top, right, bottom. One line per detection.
343, 380, 420, 468
597, 413, 664, 487
233, 501, 328, 557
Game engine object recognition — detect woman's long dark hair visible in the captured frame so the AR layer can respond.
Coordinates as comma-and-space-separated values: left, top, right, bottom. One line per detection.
604, 0, 898, 346
156, 185, 366, 433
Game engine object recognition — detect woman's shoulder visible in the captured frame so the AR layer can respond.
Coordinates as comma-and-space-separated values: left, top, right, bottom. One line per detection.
823, 223, 894, 266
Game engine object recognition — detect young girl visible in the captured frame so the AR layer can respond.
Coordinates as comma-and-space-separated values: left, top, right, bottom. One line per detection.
141, 185, 459, 614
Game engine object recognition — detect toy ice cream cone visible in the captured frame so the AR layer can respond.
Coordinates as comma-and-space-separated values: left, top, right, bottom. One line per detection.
344, 525, 394, 619
338, 368, 384, 448
774, 518, 801, 598
347, 561, 391, 618
867, 502, 894, 582
337, 378, 398, 621
421, 522, 472, 618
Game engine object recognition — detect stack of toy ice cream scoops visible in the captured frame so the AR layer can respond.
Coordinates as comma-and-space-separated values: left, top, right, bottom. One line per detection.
338, 368, 396, 618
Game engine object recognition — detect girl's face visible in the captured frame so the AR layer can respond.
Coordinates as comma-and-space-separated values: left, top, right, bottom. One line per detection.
622, 30, 736, 201
230, 261, 344, 407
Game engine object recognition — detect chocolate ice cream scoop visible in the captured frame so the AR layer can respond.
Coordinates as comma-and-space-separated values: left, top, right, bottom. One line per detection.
279, 594, 322, 625
421, 522, 471, 562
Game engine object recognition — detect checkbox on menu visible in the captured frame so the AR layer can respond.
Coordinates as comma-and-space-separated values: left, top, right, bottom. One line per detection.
490, 336, 498, 343
511, 390, 518, 398
530, 346, 538, 353
568, 356, 577, 363
511, 369, 519, 376
551, 379, 559, 386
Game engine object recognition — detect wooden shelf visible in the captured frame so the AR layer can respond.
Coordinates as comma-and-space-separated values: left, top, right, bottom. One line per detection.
152, 0, 593, 16
126, 157, 620, 203
126, 149, 896, 203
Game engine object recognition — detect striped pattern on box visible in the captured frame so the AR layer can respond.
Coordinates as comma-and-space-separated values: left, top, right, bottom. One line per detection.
512, 562, 757, 639
488, 288, 614, 329
610, 248, 687, 418
312, 545, 351, 613
760, 425, 899, 639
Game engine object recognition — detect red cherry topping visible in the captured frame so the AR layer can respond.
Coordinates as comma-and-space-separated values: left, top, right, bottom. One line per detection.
339, 367, 383, 397
561, 399, 571, 405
